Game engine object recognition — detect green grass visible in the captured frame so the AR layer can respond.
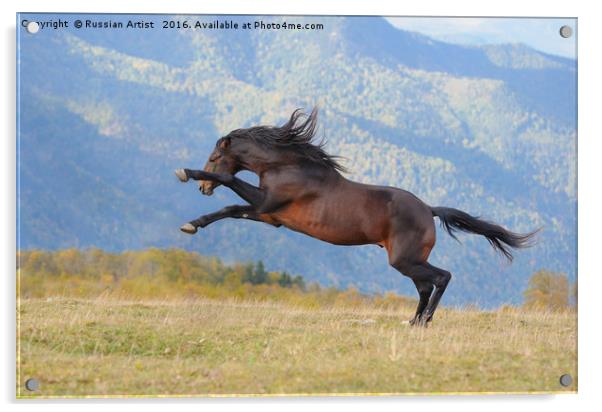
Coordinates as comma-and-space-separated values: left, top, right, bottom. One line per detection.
17, 297, 577, 397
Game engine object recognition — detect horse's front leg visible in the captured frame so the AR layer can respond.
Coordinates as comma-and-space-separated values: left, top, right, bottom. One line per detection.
176, 168, 266, 208
180, 204, 281, 234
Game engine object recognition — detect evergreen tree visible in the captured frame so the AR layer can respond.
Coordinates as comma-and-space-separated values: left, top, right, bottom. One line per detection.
243, 263, 255, 284
254, 261, 268, 285
278, 272, 292, 288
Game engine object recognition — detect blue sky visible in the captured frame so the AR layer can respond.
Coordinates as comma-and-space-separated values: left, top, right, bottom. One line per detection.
386, 17, 577, 59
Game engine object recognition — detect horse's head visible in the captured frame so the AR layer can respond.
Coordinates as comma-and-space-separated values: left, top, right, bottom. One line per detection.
199, 136, 239, 195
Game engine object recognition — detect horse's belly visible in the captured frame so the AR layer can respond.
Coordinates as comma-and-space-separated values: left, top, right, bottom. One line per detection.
297, 221, 369, 245
270, 204, 375, 246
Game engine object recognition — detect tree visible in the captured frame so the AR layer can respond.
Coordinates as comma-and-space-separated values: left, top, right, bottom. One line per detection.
242, 261, 268, 285
523, 270, 569, 311
254, 261, 268, 285
292, 275, 306, 291
242, 263, 255, 284
278, 272, 293, 288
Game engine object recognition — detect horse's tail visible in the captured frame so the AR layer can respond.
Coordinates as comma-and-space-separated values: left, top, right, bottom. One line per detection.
430, 206, 538, 261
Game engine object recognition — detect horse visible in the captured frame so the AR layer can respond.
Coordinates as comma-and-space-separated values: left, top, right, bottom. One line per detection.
175, 108, 537, 326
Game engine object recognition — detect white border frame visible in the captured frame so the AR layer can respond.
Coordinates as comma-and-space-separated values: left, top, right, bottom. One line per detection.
3, 1, 600, 410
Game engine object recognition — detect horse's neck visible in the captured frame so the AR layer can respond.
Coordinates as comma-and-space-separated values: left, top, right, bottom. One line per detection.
256, 162, 340, 186
241, 150, 294, 176
242, 159, 275, 176
241, 147, 339, 182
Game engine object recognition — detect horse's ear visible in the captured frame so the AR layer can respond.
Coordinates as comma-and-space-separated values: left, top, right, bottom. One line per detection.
219, 137, 231, 150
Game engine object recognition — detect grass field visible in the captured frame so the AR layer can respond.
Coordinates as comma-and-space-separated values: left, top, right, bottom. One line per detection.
17, 297, 577, 397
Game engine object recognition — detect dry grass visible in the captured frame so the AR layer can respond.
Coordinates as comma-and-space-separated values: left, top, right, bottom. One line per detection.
17, 297, 577, 397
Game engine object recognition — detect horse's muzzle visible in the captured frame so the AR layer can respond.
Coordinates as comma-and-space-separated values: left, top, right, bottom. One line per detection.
199, 181, 215, 196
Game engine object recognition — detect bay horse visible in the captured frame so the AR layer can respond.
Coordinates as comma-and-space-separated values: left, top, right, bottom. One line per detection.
175, 108, 536, 326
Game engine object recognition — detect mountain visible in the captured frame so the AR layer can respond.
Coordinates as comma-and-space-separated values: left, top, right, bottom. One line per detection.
16, 14, 577, 307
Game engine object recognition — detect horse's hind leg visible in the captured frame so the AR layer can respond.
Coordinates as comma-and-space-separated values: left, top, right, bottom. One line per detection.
388, 236, 451, 325
392, 260, 451, 326
420, 265, 452, 325
410, 279, 434, 326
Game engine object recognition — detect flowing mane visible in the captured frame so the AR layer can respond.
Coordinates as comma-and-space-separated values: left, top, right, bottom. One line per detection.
227, 108, 347, 172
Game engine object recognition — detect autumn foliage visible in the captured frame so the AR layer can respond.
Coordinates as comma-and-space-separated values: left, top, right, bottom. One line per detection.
17, 248, 415, 310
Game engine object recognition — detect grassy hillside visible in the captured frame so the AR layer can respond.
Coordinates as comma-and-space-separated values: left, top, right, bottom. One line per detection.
17, 297, 576, 397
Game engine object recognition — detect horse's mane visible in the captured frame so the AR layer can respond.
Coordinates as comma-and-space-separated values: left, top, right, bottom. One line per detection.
228, 108, 347, 173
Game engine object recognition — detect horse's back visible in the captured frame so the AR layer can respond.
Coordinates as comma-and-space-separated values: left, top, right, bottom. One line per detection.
262, 169, 435, 251
333, 180, 435, 246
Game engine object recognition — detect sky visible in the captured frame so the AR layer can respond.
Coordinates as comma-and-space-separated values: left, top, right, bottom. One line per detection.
386, 17, 577, 59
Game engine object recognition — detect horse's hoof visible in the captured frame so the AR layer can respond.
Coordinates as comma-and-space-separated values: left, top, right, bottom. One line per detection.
408, 317, 429, 327
175, 169, 188, 182
180, 223, 197, 234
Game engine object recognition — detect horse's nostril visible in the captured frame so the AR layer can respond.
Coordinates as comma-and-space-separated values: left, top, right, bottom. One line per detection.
199, 184, 213, 195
